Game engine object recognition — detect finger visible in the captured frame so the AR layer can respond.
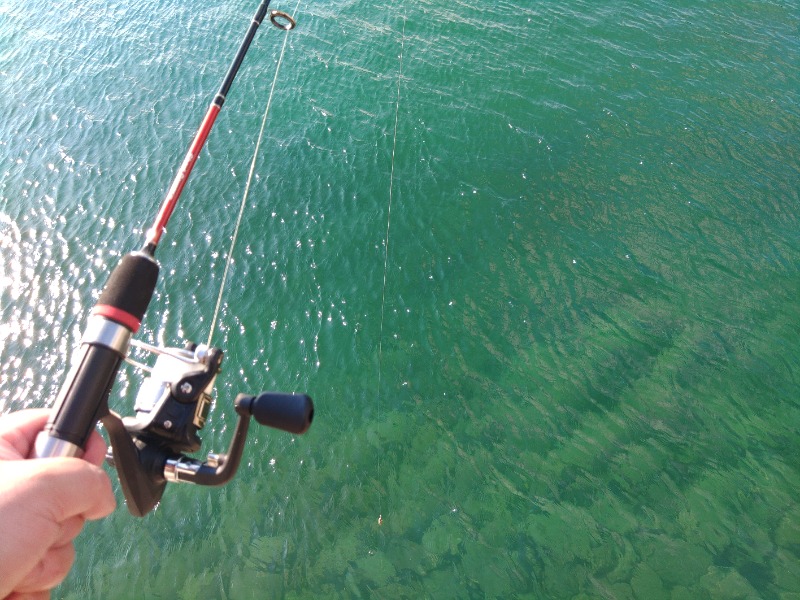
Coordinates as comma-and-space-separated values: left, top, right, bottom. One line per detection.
52, 515, 85, 548
0, 409, 51, 459
81, 429, 108, 467
5, 591, 51, 600
13, 542, 75, 595
27, 459, 116, 522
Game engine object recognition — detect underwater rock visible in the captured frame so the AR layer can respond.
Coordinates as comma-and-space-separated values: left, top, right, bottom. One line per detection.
685, 487, 732, 554
385, 538, 427, 574
374, 582, 422, 598
669, 585, 705, 600
355, 551, 396, 586
421, 516, 462, 558
606, 536, 639, 584
460, 539, 515, 598
344, 569, 364, 598
364, 411, 406, 448
772, 549, 800, 593
380, 507, 417, 538
227, 569, 283, 600
422, 568, 461, 598
313, 531, 360, 580
699, 566, 760, 600
630, 563, 667, 599
587, 533, 620, 576
579, 583, 634, 600
608, 582, 634, 599
176, 570, 217, 600
648, 539, 712, 586
525, 510, 590, 563
775, 504, 800, 549
540, 560, 582, 598
676, 509, 703, 545
250, 536, 290, 567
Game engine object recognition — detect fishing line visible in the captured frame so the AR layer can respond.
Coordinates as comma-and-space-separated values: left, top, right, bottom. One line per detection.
377, 9, 407, 391
207, 1, 301, 347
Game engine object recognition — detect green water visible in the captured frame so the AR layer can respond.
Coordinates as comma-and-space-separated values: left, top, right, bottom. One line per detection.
1, 0, 799, 597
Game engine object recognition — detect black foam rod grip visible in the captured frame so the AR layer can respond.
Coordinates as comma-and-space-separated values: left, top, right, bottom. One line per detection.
236, 392, 314, 434
93, 252, 159, 332
36, 344, 122, 455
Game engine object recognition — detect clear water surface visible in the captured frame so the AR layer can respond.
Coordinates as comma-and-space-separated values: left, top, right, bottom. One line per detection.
1, 0, 798, 597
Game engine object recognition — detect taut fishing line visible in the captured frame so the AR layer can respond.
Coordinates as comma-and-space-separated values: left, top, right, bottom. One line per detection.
208, 0, 302, 347
377, 9, 407, 391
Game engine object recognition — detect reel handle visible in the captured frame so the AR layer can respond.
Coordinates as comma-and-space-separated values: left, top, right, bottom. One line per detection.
106, 390, 314, 516
236, 392, 314, 434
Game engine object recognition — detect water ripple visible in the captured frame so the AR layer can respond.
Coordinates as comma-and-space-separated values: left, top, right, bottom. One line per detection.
2, 0, 799, 597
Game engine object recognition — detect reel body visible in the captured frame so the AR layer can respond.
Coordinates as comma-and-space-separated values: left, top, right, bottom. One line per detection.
104, 339, 313, 516
125, 342, 221, 454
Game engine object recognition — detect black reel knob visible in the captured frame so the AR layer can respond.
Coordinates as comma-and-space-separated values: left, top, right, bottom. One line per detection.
235, 392, 314, 434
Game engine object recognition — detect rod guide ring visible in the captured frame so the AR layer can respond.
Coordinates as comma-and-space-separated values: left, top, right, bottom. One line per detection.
270, 10, 296, 30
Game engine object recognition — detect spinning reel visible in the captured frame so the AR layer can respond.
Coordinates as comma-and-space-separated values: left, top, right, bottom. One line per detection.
102, 339, 313, 516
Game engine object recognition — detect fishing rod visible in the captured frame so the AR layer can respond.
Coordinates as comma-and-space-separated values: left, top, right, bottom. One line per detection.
32, 0, 313, 517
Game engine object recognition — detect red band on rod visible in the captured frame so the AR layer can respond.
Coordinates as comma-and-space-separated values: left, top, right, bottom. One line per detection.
92, 305, 142, 333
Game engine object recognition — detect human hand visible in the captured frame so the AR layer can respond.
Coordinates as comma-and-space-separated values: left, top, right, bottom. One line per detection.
0, 409, 116, 599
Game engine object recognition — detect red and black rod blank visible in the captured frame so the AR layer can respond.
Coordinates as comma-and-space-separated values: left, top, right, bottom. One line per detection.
144, 0, 273, 253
